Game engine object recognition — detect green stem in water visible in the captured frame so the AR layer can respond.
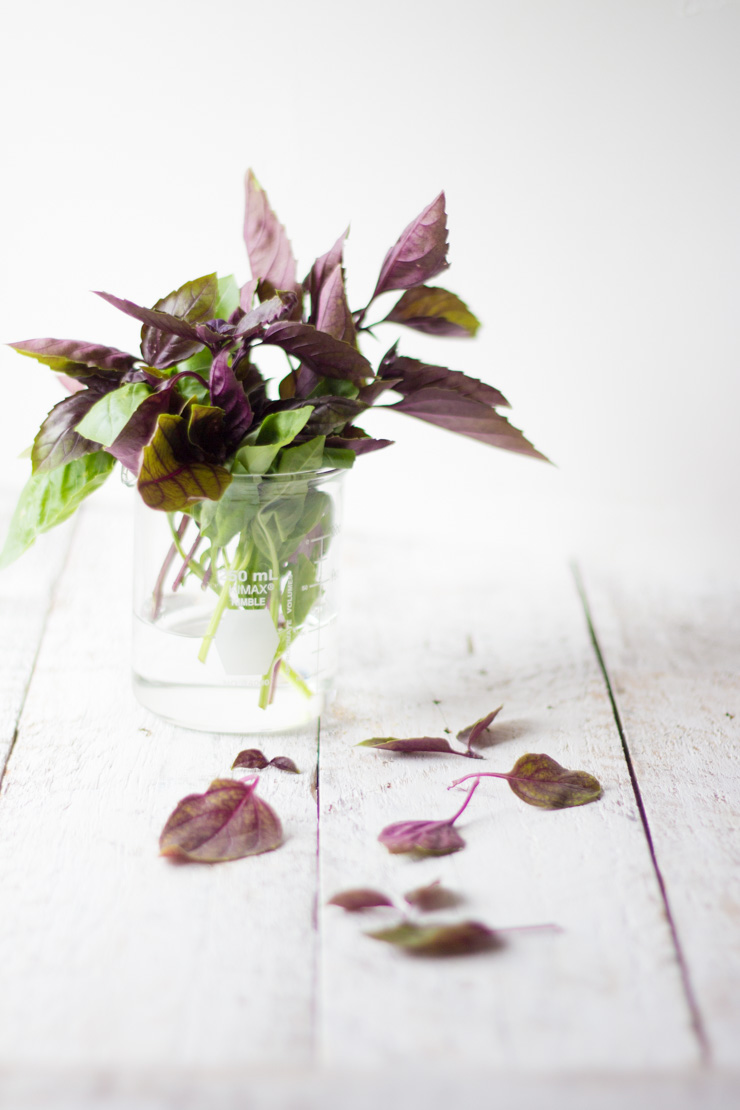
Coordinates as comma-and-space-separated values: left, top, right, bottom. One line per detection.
197, 537, 254, 664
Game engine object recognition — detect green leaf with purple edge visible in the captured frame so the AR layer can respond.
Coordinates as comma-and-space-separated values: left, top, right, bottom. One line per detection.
366, 921, 500, 957
159, 776, 283, 863
327, 889, 394, 912
404, 880, 462, 913
243, 170, 299, 293
32, 389, 104, 473
384, 286, 480, 337
373, 192, 450, 299
138, 413, 231, 512
357, 736, 479, 758
261, 322, 372, 386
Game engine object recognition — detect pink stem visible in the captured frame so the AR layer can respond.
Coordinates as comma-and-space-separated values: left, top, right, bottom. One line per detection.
448, 771, 508, 791
152, 515, 189, 619
447, 777, 481, 825
267, 658, 282, 705
172, 534, 203, 592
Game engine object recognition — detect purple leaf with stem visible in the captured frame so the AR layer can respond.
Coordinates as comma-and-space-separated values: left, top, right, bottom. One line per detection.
457, 706, 503, 756
378, 778, 480, 856
261, 322, 372, 385
371, 192, 449, 301
358, 736, 480, 758
449, 754, 603, 809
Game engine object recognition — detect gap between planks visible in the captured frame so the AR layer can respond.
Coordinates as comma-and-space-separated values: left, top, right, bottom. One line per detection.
572, 560, 712, 1066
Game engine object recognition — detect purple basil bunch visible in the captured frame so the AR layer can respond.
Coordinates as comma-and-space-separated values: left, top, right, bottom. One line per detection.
1, 171, 546, 567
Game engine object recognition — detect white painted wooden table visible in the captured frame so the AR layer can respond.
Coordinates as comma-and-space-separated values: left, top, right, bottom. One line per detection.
1, 478, 738, 1110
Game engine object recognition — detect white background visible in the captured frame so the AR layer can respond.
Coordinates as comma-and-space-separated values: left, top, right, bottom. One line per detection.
0, 0, 738, 571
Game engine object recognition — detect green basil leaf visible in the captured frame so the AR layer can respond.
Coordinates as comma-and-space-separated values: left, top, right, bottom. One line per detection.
75, 382, 152, 447
0, 452, 116, 568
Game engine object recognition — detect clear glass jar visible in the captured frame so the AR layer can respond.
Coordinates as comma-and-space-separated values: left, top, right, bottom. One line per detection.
132, 470, 344, 733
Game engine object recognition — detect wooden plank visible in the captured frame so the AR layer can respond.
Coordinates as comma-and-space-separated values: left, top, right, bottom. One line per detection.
1, 1064, 739, 1110
0, 492, 74, 776
578, 564, 740, 1068
317, 531, 701, 1071
0, 497, 320, 1071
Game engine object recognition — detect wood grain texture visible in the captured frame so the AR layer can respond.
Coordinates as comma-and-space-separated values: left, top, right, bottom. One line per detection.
580, 565, 740, 1068
0, 498, 320, 1071
317, 532, 700, 1071
0, 493, 74, 775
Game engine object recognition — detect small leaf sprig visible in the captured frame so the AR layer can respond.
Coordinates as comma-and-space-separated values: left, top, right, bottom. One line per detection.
327, 883, 561, 957
358, 707, 502, 760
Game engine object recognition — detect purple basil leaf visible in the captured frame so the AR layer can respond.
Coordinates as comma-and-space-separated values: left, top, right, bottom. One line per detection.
243, 170, 299, 292
187, 404, 226, 460
384, 285, 480, 337
325, 427, 394, 456
378, 819, 466, 856
358, 736, 470, 757
296, 397, 368, 439
268, 756, 300, 774
305, 229, 348, 306
379, 347, 509, 408
358, 376, 403, 405
239, 278, 258, 312
450, 755, 603, 810
314, 263, 356, 345
209, 351, 253, 447
233, 292, 299, 338
404, 880, 462, 913
372, 192, 449, 299
261, 322, 372, 385
327, 888, 394, 912
366, 920, 500, 957
502, 754, 603, 808
378, 779, 479, 856
31, 389, 103, 473
138, 413, 231, 511
457, 706, 504, 753
96, 274, 217, 369
390, 387, 549, 460
108, 383, 184, 472
9, 337, 136, 377
159, 776, 283, 862
232, 749, 269, 771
